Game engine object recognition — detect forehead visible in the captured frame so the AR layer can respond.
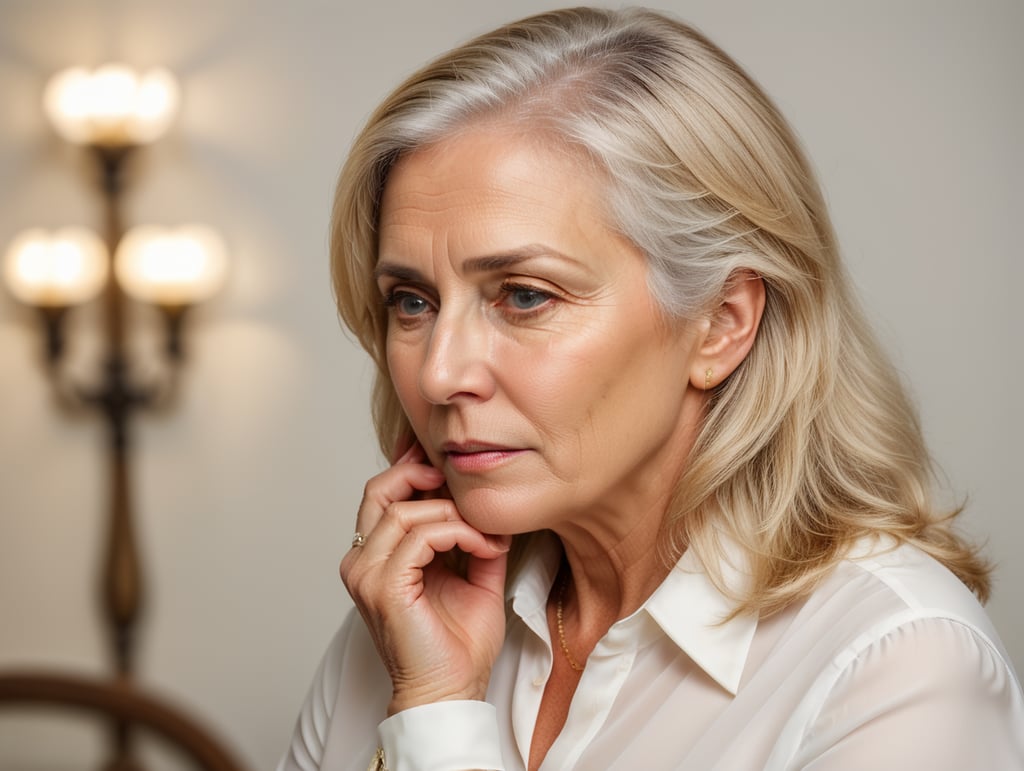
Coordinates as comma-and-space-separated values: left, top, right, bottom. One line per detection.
377, 127, 614, 262
385, 124, 597, 199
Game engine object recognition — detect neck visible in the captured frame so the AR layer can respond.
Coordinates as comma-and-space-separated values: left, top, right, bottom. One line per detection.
545, 396, 700, 661
551, 509, 678, 662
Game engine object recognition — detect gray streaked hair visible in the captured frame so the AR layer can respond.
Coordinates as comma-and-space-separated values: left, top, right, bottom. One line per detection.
331, 7, 989, 614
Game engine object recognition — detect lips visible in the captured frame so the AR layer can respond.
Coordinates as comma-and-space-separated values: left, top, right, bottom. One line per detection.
440, 440, 526, 472
441, 440, 516, 454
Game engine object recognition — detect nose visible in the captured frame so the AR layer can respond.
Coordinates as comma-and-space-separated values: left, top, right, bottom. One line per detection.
417, 307, 496, 405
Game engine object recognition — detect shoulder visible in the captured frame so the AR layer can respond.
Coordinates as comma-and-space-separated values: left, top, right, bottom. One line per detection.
766, 540, 1024, 768
762, 537, 1020, 701
797, 538, 1018, 701
823, 539, 1008, 660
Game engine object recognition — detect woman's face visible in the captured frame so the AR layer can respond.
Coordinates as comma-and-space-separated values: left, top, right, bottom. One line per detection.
377, 126, 708, 537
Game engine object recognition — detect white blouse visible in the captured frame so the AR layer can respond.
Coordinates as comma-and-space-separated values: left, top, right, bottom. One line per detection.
278, 536, 1024, 770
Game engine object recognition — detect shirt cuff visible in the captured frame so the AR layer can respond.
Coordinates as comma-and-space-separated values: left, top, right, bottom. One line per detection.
378, 700, 504, 770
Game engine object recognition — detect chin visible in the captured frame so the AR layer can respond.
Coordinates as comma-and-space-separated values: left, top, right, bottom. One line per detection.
448, 484, 541, 536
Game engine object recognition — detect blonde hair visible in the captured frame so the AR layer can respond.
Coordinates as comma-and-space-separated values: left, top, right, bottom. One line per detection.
331, 7, 989, 614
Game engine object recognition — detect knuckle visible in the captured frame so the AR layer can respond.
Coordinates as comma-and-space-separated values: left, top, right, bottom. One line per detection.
380, 500, 404, 528
439, 499, 460, 520
357, 487, 378, 514
340, 563, 366, 596
339, 554, 353, 580
360, 476, 379, 501
403, 527, 429, 553
339, 556, 357, 587
360, 469, 393, 505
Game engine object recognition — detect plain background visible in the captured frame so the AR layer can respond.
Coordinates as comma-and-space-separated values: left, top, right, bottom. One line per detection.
0, 0, 1020, 767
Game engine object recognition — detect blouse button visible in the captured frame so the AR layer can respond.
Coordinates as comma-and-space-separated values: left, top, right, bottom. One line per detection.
532, 676, 545, 688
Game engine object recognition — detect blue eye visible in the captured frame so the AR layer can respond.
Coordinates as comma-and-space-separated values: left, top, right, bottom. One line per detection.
399, 294, 428, 315
385, 291, 430, 316
506, 286, 549, 310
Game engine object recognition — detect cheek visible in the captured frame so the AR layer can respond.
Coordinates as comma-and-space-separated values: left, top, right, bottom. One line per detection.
544, 321, 688, 441
387, 340, 425, 416
504, 336, 615, 449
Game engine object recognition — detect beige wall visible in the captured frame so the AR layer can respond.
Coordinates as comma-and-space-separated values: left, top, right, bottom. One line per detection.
0, 0, 1020, 767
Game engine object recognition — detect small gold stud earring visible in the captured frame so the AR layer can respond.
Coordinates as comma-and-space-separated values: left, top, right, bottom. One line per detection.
705, 368, 713, 390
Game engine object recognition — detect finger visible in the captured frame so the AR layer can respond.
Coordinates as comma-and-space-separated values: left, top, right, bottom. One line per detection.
392, 437, 426, 465
356, 462, 445, 536
343, 516, 500, 603
466, 548, 510, 595
356, 497, 464, 562
385, 521, 512, 583
415, 481, 451, 502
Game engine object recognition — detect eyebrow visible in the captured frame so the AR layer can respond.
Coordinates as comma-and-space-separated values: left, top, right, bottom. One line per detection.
372, 262, 425, 284
373, 245, 579, 284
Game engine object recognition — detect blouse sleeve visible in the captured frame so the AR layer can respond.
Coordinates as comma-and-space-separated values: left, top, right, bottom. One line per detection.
276, 615, 356, 771
277, 611, 506, 771
379, 700, 505, 771
793, 616, 1024, 770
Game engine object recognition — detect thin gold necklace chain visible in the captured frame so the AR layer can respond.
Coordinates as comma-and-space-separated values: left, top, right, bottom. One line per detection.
555, 574, 585, 672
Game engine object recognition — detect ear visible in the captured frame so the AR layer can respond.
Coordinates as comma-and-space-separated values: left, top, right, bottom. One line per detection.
690, 270, 765, 390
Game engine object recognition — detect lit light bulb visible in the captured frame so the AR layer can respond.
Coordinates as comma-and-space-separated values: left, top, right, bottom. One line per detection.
43, 64, 180, 146
3, 228, 109, 306
115, 225, 228, 306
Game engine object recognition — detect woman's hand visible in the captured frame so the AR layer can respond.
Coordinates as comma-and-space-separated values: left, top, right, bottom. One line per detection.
339, 442, 511, 715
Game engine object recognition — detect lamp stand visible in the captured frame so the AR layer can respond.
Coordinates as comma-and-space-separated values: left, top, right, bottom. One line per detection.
43, 145, 179, 770
1, 63, 244, 771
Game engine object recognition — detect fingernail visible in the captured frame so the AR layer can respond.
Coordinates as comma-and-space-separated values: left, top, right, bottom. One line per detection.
486, 534, 512, 552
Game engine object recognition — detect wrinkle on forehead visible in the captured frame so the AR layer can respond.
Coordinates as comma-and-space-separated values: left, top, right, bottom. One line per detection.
378, 125, 611, 245
376, 140, 632, 309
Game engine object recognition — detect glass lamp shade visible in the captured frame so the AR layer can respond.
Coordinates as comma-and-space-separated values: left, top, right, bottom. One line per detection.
43, 64, 180, 146
3, 228, 109, 307
115, 225, 228, 306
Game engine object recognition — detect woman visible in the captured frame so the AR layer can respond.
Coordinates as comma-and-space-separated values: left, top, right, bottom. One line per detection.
280, 8, 1023, 770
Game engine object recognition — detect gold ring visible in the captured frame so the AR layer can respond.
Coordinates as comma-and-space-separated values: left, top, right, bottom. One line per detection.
351, 532, 366, 548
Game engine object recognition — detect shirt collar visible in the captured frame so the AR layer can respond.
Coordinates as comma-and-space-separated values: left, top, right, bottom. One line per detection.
507, 533, 562, 632
644, 538, 758, 695
507, 532, 758, 696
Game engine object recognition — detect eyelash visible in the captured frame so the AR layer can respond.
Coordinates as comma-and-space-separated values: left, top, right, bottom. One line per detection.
381, 281, 557, 323
382, 290, 432, 317
498, 282, 555, 317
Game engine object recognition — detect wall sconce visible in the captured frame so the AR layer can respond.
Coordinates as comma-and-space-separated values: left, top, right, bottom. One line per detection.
2, 63, 230, 767
44, 64, 180, 147
3, 227, 109, 359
